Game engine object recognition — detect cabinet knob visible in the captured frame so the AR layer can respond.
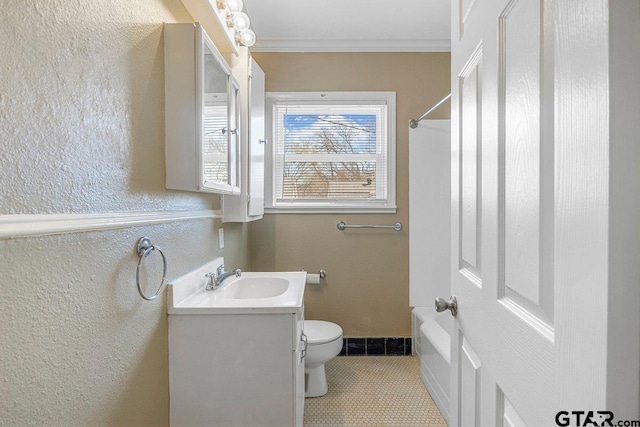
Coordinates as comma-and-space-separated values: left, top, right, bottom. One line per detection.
258, 139, 268, 145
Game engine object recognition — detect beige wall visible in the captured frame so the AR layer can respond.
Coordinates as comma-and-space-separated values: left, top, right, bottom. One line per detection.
0, 5, 450, 423
0, 1, 249, 425
250, 53, 451, 337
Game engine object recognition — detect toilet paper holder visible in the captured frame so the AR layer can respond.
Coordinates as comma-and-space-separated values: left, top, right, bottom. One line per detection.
303, 269, 327, 279
302, 268, 327, 284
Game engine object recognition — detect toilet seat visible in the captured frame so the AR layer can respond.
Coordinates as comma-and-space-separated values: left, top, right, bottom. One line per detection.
304, 320, 343, 345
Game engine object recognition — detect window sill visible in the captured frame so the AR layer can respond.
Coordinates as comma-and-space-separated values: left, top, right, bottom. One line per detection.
264, 206, 397, 214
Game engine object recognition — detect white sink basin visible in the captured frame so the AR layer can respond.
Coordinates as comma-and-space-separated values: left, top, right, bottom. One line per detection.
220, 277, 289, 299
167, 258, 306, 314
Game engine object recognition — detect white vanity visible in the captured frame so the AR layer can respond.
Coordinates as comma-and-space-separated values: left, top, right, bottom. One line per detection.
167, 258, 306, 427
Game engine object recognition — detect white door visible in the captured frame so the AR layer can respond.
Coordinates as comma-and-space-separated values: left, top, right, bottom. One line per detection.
449, 0, 640, 426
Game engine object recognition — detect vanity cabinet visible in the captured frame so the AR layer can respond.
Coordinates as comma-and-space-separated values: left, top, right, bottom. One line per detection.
222, 47, 266, 222
164, 23, 241, 195
168, 309, 305, 427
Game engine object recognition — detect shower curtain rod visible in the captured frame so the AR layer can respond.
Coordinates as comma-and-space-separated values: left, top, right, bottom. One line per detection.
409, 93, 452, 129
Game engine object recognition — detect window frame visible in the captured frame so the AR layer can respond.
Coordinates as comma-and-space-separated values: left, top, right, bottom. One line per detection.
265, 91, 397, 214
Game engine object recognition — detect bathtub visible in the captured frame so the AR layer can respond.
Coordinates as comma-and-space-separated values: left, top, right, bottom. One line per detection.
412, 307, 451, 423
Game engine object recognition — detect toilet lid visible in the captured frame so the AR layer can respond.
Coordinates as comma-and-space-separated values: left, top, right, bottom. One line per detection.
304, 320, 343, 345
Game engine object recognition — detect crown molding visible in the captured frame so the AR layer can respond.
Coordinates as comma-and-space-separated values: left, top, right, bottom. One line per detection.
250, 37, 451, 53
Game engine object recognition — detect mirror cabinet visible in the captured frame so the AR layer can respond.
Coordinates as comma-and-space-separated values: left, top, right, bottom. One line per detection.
165, 23, 240, 194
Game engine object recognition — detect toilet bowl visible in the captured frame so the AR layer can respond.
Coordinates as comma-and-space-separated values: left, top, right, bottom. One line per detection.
303, 320, 343, 397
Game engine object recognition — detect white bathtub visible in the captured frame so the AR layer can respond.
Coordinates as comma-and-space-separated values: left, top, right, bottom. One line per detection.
412, 307, 451, 423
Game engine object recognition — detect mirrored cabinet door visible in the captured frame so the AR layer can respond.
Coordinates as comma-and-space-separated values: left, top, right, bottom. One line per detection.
200, 36, 232, 192
227, 77, 241, 193
165, 22, 240, 195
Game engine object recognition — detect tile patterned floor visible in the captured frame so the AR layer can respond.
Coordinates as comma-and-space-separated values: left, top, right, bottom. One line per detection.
304, 356, 448, 427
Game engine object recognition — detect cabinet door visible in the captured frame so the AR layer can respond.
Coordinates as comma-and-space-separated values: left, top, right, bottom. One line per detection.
165, 23, 240, 195
294, 332, 306, 427
247, 58, 265, 217
293, 307, 307, 427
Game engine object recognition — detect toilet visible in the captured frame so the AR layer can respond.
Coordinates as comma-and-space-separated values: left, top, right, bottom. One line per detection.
303, 320, 343, 397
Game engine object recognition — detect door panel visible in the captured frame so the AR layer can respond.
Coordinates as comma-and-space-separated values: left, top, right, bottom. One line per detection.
501, 393, 527, 427
451, 0, 555, 425
501, 0, 542, 307
459, 336, 481, 427
459, 47, 482, 281
498, 0, 555, 326
459, 0, 479, 38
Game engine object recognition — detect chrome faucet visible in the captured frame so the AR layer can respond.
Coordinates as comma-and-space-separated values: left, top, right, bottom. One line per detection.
205, 264, 242, 291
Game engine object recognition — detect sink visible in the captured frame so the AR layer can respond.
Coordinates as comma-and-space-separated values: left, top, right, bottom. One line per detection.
167, 258, 306, 314
220, 277, 289, 299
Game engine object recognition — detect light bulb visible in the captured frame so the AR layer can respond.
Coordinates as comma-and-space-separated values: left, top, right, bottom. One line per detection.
236, 29, 256, 47
226, 0, 243, 14
231, 12, 251, 31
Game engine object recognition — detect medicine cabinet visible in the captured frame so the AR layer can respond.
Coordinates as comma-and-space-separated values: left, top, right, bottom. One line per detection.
164, 23, 241, 195
223, 47, 266, 222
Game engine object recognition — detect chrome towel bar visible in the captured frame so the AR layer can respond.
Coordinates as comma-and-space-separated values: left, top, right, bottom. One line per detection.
337, 221, 402, 231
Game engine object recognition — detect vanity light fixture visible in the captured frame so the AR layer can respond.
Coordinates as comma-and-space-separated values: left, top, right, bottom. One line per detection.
216, 0, 243, 13
236, 28, 256, 47
226, 0, 244, 13
230, 12, 251, 31
215, 0, 257, 47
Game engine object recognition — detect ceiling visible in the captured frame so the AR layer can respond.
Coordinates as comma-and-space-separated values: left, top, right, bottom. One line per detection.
242, 0, 451, 52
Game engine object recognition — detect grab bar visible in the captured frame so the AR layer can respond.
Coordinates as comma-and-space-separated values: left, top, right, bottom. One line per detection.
337, 221, 402, 231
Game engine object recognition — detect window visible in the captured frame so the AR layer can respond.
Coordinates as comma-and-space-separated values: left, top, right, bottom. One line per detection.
265, 92, 396, 213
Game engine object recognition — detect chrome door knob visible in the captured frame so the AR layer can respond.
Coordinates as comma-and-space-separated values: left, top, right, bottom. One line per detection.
435, 296, 458, 317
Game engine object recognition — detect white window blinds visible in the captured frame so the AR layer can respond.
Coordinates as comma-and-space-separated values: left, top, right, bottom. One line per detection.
272, 103, 389, 203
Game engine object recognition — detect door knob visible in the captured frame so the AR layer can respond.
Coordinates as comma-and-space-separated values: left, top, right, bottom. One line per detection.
435, 296, 458, 317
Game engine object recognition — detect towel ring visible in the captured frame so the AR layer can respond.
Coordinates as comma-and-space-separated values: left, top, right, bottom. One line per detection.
135, 237, 167, 301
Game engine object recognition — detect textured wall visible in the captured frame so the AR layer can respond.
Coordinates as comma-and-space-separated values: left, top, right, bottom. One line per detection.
250, 53, 450, 337
0, 1, 249, 425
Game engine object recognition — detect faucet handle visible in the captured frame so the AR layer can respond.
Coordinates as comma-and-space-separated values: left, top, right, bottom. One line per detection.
204, 271, 216, 291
